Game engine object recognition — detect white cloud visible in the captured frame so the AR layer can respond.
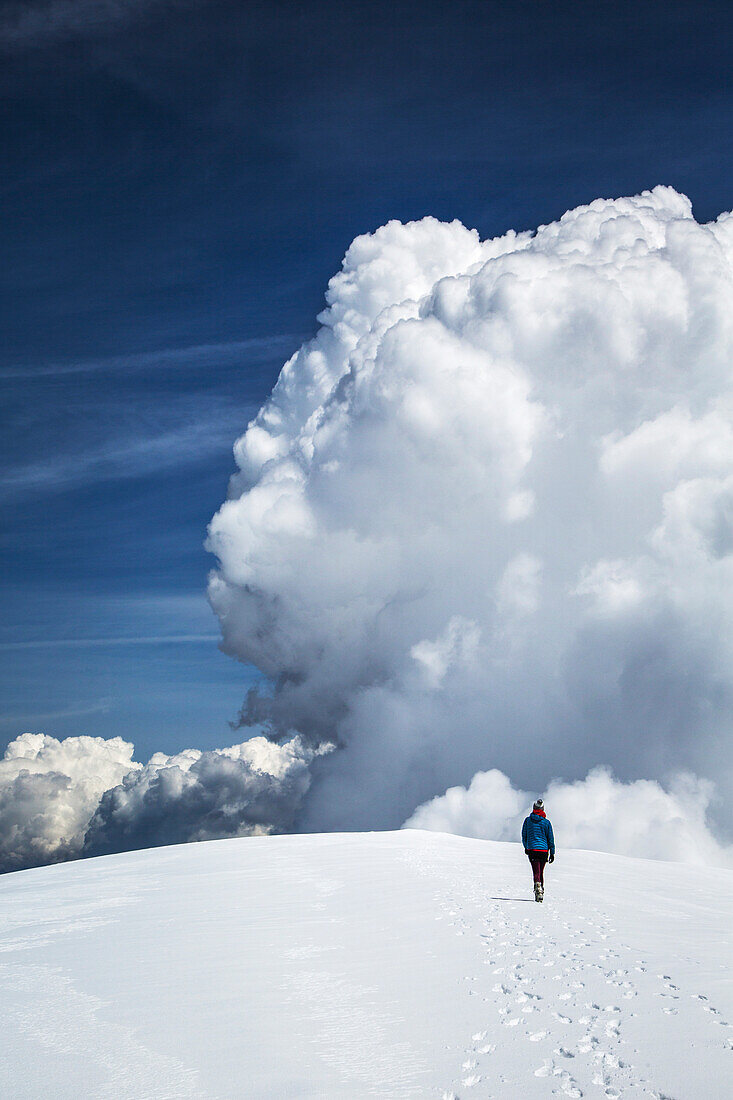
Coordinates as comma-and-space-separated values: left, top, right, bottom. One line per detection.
411, 617, 481, 689
0, 733, 139, 872
4, 335, 298, 380
207, 187, 733, 835
0, 731, 328, 872
0, 410, 243, 497
496, 553, 542, 618
10, 189, 733, 872
404, 766, 732, 868
83, 733, 328, 857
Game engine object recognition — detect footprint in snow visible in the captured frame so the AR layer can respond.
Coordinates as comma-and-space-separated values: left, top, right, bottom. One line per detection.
577, 1035, 598, 1054
461, 1073, 482, 1087
534, 1061, 582, 1097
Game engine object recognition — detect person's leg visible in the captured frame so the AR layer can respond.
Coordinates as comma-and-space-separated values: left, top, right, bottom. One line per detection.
538, 852, 548, 886
528, 852, 541, 882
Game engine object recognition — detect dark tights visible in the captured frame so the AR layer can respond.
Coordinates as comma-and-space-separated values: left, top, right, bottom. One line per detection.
527, 849, 548, 886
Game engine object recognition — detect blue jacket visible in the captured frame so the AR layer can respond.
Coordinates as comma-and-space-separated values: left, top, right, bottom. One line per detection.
522, 813, 555, 855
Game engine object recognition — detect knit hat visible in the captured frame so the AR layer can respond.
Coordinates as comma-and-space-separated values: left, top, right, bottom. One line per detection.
533, 798, 544, 811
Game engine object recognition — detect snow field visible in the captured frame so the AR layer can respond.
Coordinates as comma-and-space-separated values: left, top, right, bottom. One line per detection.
0, 830, 730, 1098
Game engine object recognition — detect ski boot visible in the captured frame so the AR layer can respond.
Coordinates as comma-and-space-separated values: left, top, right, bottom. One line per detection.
534, 882, 544, 903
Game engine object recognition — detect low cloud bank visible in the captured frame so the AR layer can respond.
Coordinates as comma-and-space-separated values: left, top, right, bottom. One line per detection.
0, 733, 728, 870
404, 767, 732, 867
0, 732, 326, 873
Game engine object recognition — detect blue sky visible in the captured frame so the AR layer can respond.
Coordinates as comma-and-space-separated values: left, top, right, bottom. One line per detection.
2, 0, 731, 761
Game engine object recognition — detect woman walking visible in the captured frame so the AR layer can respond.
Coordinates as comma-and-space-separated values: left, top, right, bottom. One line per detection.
522, 798, 555, 902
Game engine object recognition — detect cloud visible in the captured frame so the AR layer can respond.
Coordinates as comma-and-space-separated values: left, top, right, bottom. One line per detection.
83, 735, 327, 857
0, 415, 240, 497
10, 188, 732, 873
403, 766, 732, 868
0, 635, 218, 651
207, 187, 733, 835
0, 699, 112, 728
0, 0, 195, 50
0, 731, 327, 873
0, 398, 253, 499
3, 335, 299, 380
0, 732, 139, 872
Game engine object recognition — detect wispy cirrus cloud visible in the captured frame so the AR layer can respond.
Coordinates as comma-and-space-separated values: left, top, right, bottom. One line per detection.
0, 411, 250, 497
0, 635, 218, 651
1, 336, 297, 498
0, 0, 197, 50
2, 335, 301, 380
0, 698, 113, 727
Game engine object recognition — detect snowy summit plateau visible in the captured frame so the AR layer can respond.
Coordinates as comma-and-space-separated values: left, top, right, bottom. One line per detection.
1, 831, 731, 1098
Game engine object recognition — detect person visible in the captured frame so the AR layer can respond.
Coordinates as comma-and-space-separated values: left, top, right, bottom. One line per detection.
522, 798, 555, 902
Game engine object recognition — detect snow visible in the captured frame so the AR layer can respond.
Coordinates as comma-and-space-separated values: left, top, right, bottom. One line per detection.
0, 830, 731, 1098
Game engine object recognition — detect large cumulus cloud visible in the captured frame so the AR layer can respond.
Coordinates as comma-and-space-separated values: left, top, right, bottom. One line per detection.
0, 732, 322, 872
208, 187, 733, 835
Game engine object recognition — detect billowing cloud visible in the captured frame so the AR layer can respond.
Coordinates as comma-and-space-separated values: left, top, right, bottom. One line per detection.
207, 187, 733, 836
0, 733, 139, 872
403, 767, 732, 868
83, 735, 326, 857
0, 732, 324, 873
7, 188, 732, 873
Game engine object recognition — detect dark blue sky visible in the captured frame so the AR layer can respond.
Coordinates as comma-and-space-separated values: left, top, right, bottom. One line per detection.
2, 0, 731, 760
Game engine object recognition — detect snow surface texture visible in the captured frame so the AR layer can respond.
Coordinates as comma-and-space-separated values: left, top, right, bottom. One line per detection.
207, 186, 733, 837
0, 831, 730, 1098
